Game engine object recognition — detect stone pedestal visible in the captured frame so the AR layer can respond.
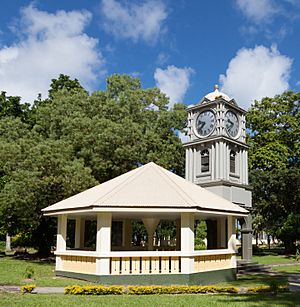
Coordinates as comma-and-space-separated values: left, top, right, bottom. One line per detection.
241, 214, 253, 261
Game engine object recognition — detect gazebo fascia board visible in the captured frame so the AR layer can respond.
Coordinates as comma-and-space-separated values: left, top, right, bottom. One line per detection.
43, 206, 248, 217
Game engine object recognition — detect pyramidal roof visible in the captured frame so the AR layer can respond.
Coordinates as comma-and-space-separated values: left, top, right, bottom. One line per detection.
43, 162, 247, 215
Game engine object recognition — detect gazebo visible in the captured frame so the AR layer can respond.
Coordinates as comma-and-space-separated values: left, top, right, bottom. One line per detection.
43, 162, 248, 285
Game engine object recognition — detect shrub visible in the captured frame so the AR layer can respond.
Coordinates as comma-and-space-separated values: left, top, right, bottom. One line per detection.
24, 266, 34, 279
64, 285, 125, 295
21, 284, 36, 294
11, 232, 32, 248
295, 247, 300, 261
247, 285, 289, 293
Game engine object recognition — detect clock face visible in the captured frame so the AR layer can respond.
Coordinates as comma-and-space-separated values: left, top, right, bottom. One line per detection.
196, 110, 216, 137
225, 110, 239, 138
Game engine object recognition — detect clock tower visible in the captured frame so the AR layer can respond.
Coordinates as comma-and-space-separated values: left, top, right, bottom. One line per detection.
184, 85, 252, 261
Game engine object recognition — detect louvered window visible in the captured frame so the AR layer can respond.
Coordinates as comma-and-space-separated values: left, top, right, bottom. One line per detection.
201, 149, 209, 172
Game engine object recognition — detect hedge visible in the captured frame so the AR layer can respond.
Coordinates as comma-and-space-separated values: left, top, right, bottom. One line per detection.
64, 285, 239, 295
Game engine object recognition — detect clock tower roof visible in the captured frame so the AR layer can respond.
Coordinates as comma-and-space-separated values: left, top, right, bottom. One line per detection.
203, 85, 230, 102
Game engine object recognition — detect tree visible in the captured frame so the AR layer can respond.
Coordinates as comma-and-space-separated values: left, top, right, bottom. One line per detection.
194, 220, 207, 250
48, 74, 87, 99
247, 91, 300, 252
0, 73, 187, 254
33, 74, 186, 182
0, 135, 98, 254
0, 91, 30, 122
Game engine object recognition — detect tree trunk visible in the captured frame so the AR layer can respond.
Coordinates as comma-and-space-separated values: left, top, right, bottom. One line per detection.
5, 233, 11, 252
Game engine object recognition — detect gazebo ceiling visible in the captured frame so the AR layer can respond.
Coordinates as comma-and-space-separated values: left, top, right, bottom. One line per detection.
43, 162, 248, 216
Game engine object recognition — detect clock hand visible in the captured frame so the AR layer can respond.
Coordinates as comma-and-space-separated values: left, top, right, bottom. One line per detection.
199, 121, 205, 130
228, 119, 234, 128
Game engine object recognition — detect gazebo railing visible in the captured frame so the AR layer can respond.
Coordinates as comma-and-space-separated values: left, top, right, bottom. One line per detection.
110, 255, 180, 275
55, 249, 235, 276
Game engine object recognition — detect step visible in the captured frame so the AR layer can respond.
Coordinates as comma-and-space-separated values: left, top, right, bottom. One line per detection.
237, 261, 271, 274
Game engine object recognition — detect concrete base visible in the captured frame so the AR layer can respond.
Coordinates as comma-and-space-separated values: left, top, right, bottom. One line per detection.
56, 268, 236, 285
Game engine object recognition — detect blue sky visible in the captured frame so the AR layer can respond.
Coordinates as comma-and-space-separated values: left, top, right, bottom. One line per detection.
0, 0, 300, 109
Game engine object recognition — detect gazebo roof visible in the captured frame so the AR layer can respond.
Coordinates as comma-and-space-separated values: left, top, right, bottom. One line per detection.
42, 162, 248, 215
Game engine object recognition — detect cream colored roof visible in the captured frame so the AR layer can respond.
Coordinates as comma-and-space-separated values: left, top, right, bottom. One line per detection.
204, 85, 230, 102
42, 162, 247, 215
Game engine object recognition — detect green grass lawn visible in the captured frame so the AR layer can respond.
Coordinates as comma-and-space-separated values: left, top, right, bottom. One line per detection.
1, 292, 300, 307
272, 265, 300, 274
219, 274, 288, 288
0, 255, 91, 287
252, 254, 296, 265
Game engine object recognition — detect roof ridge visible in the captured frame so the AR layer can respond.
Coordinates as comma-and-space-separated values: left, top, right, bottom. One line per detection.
154, 164, 197, 206
92, 163, 150, 205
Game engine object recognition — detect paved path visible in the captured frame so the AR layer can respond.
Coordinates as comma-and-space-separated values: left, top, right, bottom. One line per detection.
34, 287, 65, 294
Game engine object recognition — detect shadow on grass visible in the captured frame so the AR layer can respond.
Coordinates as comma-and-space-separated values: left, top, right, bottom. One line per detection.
218, 293, 300, 307
2, 253, 55, 265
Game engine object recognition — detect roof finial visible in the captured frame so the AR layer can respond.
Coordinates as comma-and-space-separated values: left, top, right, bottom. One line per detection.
214, 84, 219, 91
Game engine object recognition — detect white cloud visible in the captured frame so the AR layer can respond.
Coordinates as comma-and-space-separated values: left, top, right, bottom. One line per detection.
100, 0, 167, 44
0, 5, 105, 103
236, 0, 279, 23
219, 45, 292, 109
156, 52, 169, 66
154, 65, 194, 108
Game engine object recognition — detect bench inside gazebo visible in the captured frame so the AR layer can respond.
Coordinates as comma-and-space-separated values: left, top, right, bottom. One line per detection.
43, 162, 248, 285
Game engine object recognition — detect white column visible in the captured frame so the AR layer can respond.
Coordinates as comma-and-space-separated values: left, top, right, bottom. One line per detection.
142, 218, 160, 251
181, 212, 194, 273
219, 142, 224, 179
189, 147, 193, 182
74, 217, 81, 249
245, 150, 249, 184
96, 212, 112, 275
239, 150, 242, 183
57, 214, 67, 252
216, 142, 219, 179
225, 144, 229, 180
227, 216, 237, 268
56, 214, 67, 271
211, 144, 215, 180
185, 149, 189, 180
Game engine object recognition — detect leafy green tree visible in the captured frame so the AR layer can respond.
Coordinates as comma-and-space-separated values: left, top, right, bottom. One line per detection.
156, 221, 176, 245
0, 139, 98, 254
194, 220, 207, 250
0, 73, 186, 253
33, 74, 186, 182
247, 91, 299, 170
48, 74, 87, 99
0, 92, 30, 122
247, 91, 300, 252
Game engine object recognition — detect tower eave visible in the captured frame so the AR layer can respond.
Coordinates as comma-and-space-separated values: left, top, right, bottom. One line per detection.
183, 136, 250, 149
